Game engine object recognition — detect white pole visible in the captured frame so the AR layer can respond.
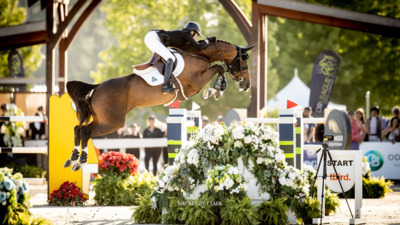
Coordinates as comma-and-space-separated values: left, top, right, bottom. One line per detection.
366, 91, 370, 119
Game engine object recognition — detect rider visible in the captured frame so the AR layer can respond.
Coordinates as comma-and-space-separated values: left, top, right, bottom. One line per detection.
144, 21, 209, 94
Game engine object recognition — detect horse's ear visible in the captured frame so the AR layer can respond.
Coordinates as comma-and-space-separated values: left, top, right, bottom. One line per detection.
242, 46, 254, 52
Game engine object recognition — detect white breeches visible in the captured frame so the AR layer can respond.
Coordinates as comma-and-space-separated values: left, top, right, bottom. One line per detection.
144, 31, 175, 62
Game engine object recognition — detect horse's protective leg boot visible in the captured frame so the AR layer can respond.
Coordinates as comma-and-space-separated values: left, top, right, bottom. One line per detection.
63, 149, 80, 168
162, 58, 179, 95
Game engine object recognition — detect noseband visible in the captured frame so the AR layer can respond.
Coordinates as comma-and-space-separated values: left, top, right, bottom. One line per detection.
214, 43, 249, 83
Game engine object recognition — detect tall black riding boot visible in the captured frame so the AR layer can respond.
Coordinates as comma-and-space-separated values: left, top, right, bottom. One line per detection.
162, 58, 179, 95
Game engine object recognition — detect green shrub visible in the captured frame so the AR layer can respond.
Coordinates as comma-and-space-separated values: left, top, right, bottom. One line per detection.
220, 196, 257, 225
256, 198, 288, 225
5, 164, 46, 178
180, 193, 220, 225
162, 196, 186, 224
339, 177, 393, 198
93, 171, 156, 206
131, 193, 162, 224
325, 189, 340, 215
294, 197, 321, 225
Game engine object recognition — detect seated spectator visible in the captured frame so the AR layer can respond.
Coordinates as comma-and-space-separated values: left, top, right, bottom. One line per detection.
382, 106, 399, 143
365, 106, 382, 142
202, 116, 210, 128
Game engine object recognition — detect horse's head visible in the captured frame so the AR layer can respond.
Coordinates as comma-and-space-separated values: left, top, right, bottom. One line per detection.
212, 40, 253, 92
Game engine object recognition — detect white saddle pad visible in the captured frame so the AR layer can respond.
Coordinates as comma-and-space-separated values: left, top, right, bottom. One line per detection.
133, 50, 185, 86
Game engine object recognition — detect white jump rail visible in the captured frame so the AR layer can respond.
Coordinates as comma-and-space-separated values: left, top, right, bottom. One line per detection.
0, 116, 47, 122
92, 138, 167, 149
245, 117, 325, 124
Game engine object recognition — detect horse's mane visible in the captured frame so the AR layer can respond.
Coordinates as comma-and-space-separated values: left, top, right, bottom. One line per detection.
215, 39, 238, 48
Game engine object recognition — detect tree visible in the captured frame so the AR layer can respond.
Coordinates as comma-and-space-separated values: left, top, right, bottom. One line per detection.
0, 0, 43, 88
268, 0, 400, 114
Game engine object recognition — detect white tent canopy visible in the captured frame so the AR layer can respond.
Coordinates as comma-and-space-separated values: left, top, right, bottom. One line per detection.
267, 74, 346, 111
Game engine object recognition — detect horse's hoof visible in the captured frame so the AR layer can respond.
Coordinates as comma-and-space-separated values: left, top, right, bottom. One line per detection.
71, 162, 82, 172
203, 88, 216, 99
214, 91, 224, 100
63, 159, 73, 168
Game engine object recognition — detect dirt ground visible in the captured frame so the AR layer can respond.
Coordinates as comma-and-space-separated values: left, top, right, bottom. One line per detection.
28, 181, 400, 225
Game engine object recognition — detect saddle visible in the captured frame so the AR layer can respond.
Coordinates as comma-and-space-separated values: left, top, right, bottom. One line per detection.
133, 53, 177, 75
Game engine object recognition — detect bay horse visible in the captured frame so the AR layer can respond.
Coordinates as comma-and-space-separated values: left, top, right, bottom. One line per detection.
63, 38, 253, 171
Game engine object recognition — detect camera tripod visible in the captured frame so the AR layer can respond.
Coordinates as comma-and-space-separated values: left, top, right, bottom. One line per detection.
310, 138, 354, 224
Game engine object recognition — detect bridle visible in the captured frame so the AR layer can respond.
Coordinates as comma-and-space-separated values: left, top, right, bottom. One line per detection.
214, 43, 249, 83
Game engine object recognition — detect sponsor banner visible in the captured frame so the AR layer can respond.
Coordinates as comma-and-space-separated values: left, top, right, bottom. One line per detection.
309, 50, 341, 117
360, 142, 400, 180
318, 150, 359, 193
303, 148, 318, 169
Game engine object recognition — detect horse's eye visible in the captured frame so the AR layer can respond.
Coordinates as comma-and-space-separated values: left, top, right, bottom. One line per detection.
242, 54, 249, 60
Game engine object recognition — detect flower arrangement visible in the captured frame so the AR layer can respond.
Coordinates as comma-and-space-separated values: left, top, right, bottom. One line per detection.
0, 167, 30, 224
0, 104, 26, 147
206, 164, 247, 196
49, 181, 87, 206
98, 151, 139, 178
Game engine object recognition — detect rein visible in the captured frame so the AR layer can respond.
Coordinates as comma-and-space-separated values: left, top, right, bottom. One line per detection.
214, 42, 248, 82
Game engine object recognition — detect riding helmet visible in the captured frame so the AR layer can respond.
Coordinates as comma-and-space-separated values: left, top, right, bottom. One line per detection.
183, 22, 202, 36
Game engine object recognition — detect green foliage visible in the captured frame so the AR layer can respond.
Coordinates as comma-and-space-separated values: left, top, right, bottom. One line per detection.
0, 168, 31, 225
180, 193, 220, 225
28, 216, 53, 225
340, 176, 394, 198
256, 197, 288, 225
6, 164, 46, 178
161, 196, 186, 224
220, 195, 257, 225
324, 189, 340, 215
131, 193, 162, 224
0, 0, 43, 87
294, 196, 321, 225
93, 171, 156, 206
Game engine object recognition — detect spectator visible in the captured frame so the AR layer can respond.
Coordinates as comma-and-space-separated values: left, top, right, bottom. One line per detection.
215, 116, 223, 125
143, 115, 163, 175
124, 123, 142, 159
356, 108, 367, 141
29, 106, 46, 140
382, 106, 399, 143
162, 125, 168, 169
348, 110, 366, 150
303, 106, 315, 143
365, 106, 382, 142
201, 116, 210, 128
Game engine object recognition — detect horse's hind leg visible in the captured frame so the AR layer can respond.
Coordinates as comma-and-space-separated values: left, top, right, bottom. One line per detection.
63, 126, 81, 168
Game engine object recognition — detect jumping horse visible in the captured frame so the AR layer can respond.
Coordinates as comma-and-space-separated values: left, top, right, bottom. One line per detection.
63, 38, 253, 171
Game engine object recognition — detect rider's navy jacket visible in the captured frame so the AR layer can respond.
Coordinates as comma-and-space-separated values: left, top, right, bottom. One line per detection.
155, 29, 207, 51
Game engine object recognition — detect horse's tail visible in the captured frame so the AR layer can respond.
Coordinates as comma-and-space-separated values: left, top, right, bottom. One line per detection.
67, 80, 99, 127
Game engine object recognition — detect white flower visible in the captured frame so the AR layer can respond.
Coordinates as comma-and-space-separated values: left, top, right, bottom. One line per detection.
275, 153, 285, 162
187, 149, 200, 166
256, 157, 264, 165
164, 165, 177, 176
158, 180, 165, 188
214, 126, 224, 137
245, 122, 256, 132
234, 141, 243, 148
227, 167, 239, 175
232, 126, 245, 139
289, 172, 297, 180
150, 196, 157, 210
209, 136, 218, 144
167, 185, 174, 192
244, 136, 252, 144
362, 161, 371, 176
223, 177, 234, 189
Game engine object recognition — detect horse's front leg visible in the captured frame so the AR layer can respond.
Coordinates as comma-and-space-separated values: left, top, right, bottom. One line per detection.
201, 65, 226, 100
